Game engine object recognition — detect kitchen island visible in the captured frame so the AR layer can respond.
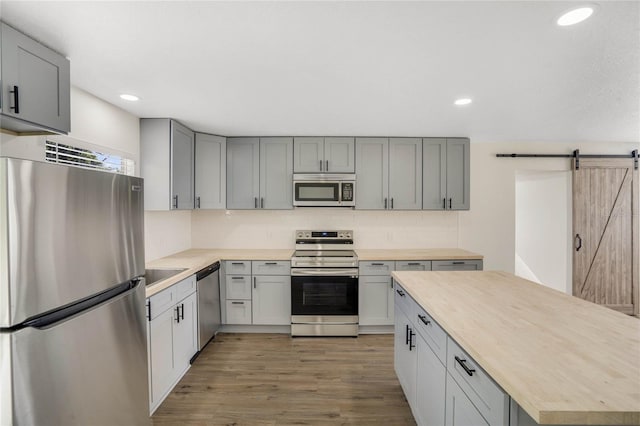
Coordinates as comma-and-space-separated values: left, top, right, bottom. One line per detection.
391, 270, 640, 426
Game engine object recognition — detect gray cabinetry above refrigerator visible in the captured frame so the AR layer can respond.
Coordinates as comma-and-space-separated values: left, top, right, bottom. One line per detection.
0, 22, 70, 134
141, 118, 195, 210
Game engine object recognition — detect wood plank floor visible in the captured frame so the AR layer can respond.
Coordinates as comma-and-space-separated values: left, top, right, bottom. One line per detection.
152, 333, 416, 425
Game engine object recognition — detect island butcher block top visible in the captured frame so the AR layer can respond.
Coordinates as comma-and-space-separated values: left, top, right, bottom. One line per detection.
391, 270, 640, 425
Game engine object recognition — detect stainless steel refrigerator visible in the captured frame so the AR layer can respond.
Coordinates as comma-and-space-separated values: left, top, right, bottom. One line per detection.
0, 157, 150, 426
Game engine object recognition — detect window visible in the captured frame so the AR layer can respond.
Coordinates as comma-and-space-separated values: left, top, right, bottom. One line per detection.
45, 140, 135, 176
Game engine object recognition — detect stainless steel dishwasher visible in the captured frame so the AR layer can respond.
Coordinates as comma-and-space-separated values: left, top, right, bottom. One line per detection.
195, 262, 221, 352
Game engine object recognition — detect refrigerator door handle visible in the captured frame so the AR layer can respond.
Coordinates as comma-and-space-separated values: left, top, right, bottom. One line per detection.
21, 279, 139, 330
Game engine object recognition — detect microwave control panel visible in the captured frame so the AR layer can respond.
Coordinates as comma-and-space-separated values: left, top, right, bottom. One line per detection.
342, 183, 354, 201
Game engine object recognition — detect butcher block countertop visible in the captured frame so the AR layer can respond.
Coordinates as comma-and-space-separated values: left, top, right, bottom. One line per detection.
145, 248, 483, 297
356, 248, 482, 261
391, 270, 640, 426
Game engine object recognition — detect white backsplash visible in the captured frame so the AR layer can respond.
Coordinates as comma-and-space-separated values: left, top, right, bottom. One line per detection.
191, 209, 459, 249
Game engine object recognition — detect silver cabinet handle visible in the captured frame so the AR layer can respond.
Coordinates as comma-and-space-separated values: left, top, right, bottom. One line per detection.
326, 160, 329, 171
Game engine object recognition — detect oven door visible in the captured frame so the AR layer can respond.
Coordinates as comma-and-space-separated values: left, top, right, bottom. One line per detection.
293, 181, 341, 207
291, 269, 358, 316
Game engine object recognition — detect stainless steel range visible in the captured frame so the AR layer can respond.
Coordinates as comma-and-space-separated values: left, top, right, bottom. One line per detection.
291, 230, 358, 337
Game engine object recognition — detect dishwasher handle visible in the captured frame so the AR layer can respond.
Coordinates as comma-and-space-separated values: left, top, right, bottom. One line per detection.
196, 262, 221, 281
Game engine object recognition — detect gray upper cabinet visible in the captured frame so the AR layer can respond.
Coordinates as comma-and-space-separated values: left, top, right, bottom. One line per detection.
389, 138, 422, 210
195, 133, 226, 209
423, 138, 470, 210
226, 138, 260, 209
356, 137, 422, 210
0, 22, 70, 134
293, 137, 323, 173
227, 137, 293, 210
324, 137, 355, 173
355, 137, 389, 210
259, 137, 293, 209
140, 119, 195, 211
293, 137, 354, 173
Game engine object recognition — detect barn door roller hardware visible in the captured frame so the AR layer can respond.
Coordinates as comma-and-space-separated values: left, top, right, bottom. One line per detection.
496, 149, 638, 170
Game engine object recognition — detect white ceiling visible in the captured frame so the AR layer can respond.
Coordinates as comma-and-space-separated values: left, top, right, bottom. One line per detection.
2, 1, 639, 143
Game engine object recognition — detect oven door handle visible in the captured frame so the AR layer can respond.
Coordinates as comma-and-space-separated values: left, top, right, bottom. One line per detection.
291, 268, 359, 277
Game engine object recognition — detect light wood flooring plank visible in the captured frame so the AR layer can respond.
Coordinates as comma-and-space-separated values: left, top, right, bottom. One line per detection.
152, 333, 415, 426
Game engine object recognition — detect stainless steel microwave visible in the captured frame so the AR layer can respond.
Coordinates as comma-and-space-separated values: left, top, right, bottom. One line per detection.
293, 174, 356, 207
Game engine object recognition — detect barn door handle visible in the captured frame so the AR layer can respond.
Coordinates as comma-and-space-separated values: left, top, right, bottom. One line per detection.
575, 234, 582, 252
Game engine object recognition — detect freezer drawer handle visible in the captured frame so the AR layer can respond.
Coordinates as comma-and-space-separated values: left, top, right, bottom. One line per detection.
455, 356, 476, 376
21, 279, 136, 329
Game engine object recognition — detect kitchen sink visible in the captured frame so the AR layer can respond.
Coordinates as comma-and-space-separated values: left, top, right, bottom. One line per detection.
144, 268, 187, 286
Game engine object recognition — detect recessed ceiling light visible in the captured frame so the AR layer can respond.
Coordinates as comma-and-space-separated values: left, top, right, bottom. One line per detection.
120, 94, 139, 101
557, 7, 594, 26
454, 98, 472, 106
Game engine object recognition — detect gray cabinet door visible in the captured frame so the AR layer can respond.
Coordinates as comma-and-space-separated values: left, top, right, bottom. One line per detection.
195, 133, 226, 209
293, 137, 323, 172
226, 137, 260, 209
355, 137, 388, 210
259, 137, 293, 209
170, 121, 195, 210
423, 138, 447, 210
445, 373, 489, 426
324, 137, 355, 173
389, 138, 422, 210
447, 138, 470, 210
415, 333, 446, 426
1, 23, 70, 133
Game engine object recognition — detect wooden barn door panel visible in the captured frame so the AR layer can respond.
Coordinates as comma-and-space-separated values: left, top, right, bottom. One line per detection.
573, 159, 638, 316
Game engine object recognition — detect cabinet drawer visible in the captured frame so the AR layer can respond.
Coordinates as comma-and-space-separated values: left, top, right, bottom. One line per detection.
446, 338, 509, 426
226, 300, 252, 324
360, 261, 394, 276
174, 275, 197, 302
395, 260, 432, 271
225, 275, 252, 300
432, 260, 483, 271
394, 282, 414, 316
252, 260, 291, 275
148, 287, 176, 321
414, 305, 447, 365
225, 260, 251, 275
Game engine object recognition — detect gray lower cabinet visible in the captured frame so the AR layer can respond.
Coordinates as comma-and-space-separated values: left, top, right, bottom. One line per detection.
359, 275, 394, 325
423, 138, 470, 210
445, 374, 489, 426
356, 138, 422, 210
415, 332, 446, 426
294, 136, 355, 173
141, 119, 195, 210
195, 133, 226, 209
227, 137, 293, 209
0, 22, 70, 134
252, 275, 291, 325
432, 259, 483, 271
146, 275, 198, 414
395, 279, 508, 426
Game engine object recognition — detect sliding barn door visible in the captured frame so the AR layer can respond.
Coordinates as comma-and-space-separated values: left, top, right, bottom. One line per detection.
573, 159, 639, 316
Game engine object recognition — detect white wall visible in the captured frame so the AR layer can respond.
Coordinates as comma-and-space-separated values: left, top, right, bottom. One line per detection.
145, 211, 193, 261
515, 170, 572, 293
191, 209, 459, 249
457, 141, 638, 272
